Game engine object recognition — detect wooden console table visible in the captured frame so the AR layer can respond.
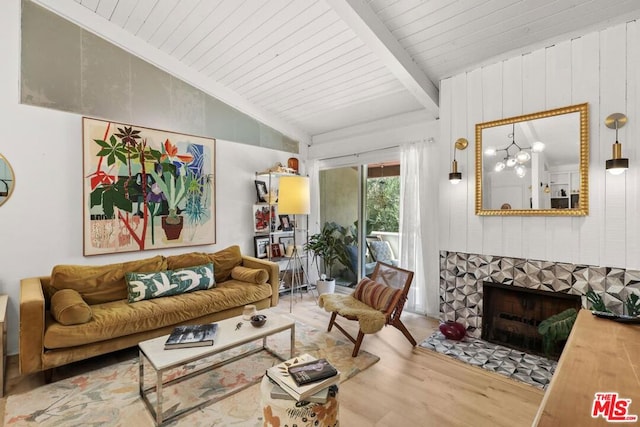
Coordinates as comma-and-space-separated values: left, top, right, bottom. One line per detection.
533, 309, 640, 426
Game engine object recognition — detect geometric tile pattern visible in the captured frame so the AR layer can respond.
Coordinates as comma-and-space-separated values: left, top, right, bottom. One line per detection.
439, 251, 640, 338
419, 331, 557, 390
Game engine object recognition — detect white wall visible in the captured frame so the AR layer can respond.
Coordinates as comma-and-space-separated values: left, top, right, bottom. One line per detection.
440, 20, 640, 270
0, 0, 295, 355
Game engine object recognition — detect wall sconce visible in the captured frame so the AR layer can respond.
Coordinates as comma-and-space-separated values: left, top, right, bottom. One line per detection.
605, 113, 629, 175
449, 138, 468, 184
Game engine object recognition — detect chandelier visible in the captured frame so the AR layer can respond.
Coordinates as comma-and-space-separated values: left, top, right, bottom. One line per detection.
485, 124, 545, 178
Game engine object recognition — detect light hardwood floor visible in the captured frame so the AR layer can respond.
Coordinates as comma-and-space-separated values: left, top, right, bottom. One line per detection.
1, 293, 544, 426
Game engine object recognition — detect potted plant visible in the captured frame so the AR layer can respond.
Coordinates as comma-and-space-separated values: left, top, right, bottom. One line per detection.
304, 222, 346, 294
537, 308, 577, 357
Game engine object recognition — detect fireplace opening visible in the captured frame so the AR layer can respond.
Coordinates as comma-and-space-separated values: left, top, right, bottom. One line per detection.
481, 282, 581, 358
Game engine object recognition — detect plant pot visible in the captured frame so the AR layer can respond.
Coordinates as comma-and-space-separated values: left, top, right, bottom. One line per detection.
161, 215, 184, 240
316, 279, 336, 295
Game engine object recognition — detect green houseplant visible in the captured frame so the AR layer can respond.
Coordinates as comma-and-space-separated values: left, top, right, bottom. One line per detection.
304, 222, 347, 293
538, 308, 578, 357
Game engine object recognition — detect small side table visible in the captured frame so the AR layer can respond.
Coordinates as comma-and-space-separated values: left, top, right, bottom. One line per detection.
260, 375, 339, 427
0, 295, 7, 397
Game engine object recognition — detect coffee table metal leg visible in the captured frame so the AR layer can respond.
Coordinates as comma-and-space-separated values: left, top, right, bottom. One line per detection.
156, 369, 163, 425
139, 350, 144, 400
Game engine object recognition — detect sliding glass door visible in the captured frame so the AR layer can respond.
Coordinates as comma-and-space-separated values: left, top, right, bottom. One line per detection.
318, 160, 401, 290
318, 166, 360, 287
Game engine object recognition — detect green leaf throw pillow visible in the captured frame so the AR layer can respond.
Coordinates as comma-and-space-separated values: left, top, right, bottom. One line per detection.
126, 262, 215, 302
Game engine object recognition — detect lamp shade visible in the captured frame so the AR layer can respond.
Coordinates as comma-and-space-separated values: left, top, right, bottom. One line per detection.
278, 176, 310, 215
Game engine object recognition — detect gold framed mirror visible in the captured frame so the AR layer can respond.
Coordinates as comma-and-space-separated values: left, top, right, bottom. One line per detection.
475, 103, 589, 216
0, 153, 15, 207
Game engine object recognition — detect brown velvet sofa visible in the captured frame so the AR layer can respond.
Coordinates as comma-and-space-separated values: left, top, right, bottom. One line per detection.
19, 245, 279, 375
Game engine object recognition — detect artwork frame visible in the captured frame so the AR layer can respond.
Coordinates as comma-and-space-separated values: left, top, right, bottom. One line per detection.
254, 236, 270, 259
254, 180, 268, 203
270, 243, 284, 258
83, 117, 216, 255
279, 236, 295, 249
253, 204, 271, 233
279, 236, 295, 256
279, 214, 293, 231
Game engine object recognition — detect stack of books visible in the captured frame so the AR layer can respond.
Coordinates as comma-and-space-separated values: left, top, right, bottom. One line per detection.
265, 353, 340, 403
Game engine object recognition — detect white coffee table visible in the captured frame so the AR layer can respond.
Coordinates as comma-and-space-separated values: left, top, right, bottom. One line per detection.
138, 308, 295, 425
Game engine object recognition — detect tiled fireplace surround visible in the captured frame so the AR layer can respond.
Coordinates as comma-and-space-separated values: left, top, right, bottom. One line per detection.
439, 251, 640, 338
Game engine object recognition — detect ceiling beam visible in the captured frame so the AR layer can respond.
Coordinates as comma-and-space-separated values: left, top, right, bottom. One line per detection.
30, 0, 311, 145
326, 0, 439, 117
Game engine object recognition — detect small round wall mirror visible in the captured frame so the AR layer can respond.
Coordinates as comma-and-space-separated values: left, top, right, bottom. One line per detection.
0, 153, 15, 207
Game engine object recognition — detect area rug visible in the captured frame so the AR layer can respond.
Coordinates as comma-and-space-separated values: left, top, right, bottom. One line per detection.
4, 322, 378, 426
419, 331, 557, 390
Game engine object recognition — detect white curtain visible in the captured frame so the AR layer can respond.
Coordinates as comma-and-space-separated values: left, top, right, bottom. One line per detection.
399, 141, 439, 316
306, 159, 320, 236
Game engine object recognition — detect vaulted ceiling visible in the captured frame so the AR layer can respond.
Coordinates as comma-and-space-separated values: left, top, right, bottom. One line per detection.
34, 0, 640, 144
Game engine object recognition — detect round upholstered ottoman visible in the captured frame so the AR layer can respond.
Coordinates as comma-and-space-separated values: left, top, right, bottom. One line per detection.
260, 375, 339, 427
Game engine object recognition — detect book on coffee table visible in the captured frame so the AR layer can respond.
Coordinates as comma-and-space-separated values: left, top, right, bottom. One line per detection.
265, 353, 339, 401
164, 323, 218, 349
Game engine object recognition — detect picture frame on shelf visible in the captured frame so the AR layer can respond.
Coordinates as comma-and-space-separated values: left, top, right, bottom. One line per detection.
269, 243, 284, 258
254, 236, 270, 259
279, 236, 295, 256
254, 180, 268, 203
279, 214, 293, 231
253, 204, 271, 233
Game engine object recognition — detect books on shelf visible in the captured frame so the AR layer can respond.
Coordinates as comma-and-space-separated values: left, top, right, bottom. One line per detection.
265, 353, 340, 401
164, 323, 218, 349
269, 383, 330, 404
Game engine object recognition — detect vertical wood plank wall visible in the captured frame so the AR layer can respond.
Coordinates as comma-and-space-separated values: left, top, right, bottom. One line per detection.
439, 20, 640, 270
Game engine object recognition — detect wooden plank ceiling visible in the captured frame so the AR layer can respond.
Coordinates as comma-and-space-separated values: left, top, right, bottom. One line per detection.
51, 0, 640, 142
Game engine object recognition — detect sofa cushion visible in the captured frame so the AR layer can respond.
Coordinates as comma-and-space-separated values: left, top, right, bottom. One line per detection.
50, 289, 92, 325
231, 266, 268, 284
166, 252, 211, 270
43, 280, 273, 349
48, 255, 167, 305
167, 246, 242, 283
352, 277, 402, 312
207, 245, 243, 282
125, 263, 215, 302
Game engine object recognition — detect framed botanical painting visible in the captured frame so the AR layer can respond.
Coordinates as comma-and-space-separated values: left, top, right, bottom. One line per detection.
83, 117, 216, 255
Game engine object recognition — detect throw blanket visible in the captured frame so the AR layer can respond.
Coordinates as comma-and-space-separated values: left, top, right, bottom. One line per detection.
318, 294, 386, 334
